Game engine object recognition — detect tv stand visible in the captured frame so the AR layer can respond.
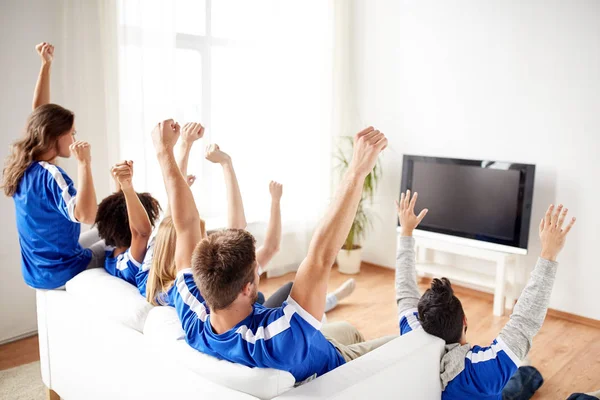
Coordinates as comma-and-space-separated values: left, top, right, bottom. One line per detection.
402, 229, 523, 316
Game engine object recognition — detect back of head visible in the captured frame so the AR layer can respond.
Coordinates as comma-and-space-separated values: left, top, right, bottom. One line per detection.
2, 104, 74, 196
192, 229, 257, 311
95, 191, 161, 248
147, 216, 177, 306
418, 277, 465, 344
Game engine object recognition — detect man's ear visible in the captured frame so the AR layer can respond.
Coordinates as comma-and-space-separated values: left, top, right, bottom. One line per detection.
242, 281, 253, 297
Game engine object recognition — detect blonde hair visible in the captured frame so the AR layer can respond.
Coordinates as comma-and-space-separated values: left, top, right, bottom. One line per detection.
146, 215, 207, 306
2, 104, 74, 197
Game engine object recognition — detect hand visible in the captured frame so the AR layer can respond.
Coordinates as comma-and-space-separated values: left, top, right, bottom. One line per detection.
186, 174, 197, 187
152, 119, 180, 154
539, 204, 576, 261
269, 181, 283, 201
35, 42, 54, 64
348, 127, 387, 179
180, 122, 205, 146
111, 160, 129, 191
70, 141, 92, 164
396, 190, 428, 236
111, 161, 134, 190
205, 144, 231, 165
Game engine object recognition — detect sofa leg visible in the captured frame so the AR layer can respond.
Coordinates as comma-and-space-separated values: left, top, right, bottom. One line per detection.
46, 388, 60, 400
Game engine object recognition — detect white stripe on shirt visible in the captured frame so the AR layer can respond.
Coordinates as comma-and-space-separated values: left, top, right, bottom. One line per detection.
39, 161, 77, 222
401, 308, 422, 331
236, 303, 296, 344
496, 336, 521, 367
176, 269, 208, 322
466, 339, 520, 366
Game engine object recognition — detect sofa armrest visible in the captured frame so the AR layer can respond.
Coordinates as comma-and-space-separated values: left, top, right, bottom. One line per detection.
274, 330, 445, 400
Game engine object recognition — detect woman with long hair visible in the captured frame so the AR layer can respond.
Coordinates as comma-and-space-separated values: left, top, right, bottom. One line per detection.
2, 43, 102, 289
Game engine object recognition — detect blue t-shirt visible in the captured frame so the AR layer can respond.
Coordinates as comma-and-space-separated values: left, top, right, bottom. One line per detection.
135, 237, 174, 305
172, 269, 345, 382
399, 308, 520, 399
13, 161, 91, 289
104, 248, 143, 286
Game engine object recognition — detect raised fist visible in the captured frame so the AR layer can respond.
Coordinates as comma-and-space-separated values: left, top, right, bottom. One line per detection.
152, 119, 180, 154
70, 141, 91, 164
269, 181, 283, 201
349, 127, 387, 179
205, 144, 231, 165
181, 122, 205, 145
35, 42, 54, 64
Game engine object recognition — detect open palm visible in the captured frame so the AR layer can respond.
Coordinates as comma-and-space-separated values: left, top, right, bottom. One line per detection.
396, 190, 428, 236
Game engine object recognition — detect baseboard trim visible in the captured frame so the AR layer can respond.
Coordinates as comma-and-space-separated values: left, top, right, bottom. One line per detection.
372, 264, 600, 329
546, 308, 600, 329
0, 330, 38, 346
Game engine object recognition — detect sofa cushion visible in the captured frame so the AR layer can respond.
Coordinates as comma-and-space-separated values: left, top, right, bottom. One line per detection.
143, 305, 296, 400
65, 268, 153, 332
143, 305, 185, 341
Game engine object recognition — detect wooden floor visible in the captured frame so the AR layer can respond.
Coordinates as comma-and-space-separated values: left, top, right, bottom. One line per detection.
1, 263, 599, 399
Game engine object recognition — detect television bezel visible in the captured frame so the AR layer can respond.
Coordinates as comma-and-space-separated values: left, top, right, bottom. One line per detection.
400, 155, 535, 251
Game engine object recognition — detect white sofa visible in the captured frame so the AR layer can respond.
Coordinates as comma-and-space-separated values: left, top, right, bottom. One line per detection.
36, 268, 444, 399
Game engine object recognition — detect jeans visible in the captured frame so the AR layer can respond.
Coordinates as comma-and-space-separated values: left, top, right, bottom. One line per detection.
502, 366, 544, 400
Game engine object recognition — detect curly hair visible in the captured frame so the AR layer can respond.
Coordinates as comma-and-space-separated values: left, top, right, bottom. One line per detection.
95, 191, 162, 248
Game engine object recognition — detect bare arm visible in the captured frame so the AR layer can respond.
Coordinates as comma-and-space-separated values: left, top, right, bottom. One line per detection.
163, 123, 204, 217
256, 181, 283, 271
32, 43, 54, 110
152, 120, 202, 272
395, 191, 428, 315
71, 141, 98, 225
205, 144, 247, 229
498, 204, 575, 360
113, 161, 153, 263
290, 127, 387, 320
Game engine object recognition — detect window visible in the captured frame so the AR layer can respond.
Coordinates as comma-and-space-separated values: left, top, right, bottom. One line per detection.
117, 0, 333, 230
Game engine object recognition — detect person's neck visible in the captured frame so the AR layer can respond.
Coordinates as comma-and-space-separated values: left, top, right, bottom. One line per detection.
113, 246, 128, 257
36, 150, 57, 164
210, 302, 254, 334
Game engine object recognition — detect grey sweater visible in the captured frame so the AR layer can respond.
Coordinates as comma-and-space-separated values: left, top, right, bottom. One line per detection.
395, 236, 558, 389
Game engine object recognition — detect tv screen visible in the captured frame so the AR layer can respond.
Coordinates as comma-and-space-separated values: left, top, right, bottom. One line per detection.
400, 155, 535, 251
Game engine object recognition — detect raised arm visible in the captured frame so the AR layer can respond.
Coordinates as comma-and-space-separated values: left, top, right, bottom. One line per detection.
163, 122, 205, 217
395, 191, 429, 316
205, 144, 247, 229
112, 161, 153, 262
71, 141, 98, 225
290, 127, 387, 320
32, 42, 54, 110
498, 204, 575, 360
152, 120, 203, 272
256, 181, 283, 272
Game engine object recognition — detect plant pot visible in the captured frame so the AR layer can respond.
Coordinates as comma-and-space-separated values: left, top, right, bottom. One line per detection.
337, 246, 362, 274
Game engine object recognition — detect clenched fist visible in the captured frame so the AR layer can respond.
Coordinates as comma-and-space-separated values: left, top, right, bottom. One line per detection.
152, 119, 180, 154
349, 127, 387, 179
70, 141, 91, 164
181, 122, 204, 146
269, 181, 283, 201
35, 42, 54, 64
205, 144, 231, 165
111, 161, 134, 190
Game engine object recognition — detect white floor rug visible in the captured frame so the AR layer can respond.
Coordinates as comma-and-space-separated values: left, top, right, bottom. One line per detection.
0, 361, 46, 400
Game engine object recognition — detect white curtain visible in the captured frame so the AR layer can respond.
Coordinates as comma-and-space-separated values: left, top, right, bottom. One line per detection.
115, 0, 335, 274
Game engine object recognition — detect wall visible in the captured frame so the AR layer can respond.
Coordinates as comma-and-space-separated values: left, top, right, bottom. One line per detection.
0, 0, 113, 343
350, 0, 600, 320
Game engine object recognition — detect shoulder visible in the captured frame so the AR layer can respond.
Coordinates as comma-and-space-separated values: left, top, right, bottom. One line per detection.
37, 161, 73, 188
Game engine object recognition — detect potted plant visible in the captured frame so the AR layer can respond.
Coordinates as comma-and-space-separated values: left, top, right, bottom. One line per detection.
334, 136, 382, 274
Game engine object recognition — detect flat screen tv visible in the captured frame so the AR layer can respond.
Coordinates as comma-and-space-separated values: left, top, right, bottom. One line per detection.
400, 155, 535, 253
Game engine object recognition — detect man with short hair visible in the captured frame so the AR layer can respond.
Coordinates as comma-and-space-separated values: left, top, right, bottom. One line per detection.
152, 119, 394, 383
395, 190, 576, 399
